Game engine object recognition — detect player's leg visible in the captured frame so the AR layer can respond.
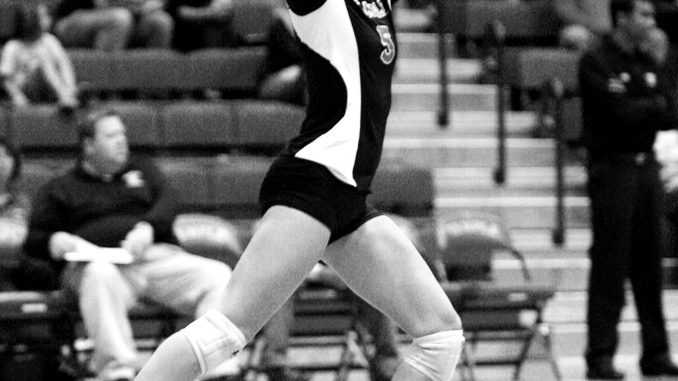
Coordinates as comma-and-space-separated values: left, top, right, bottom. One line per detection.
135, 205, 330, 381
323, 215, 464, 381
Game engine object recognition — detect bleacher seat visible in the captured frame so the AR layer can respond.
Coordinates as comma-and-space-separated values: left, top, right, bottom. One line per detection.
155, 157, 212, 208
9, 106, 78, 152
209, 156, 271, 218
439, 0, 560, 41
106, 101, 162, 149
68, 49, 117, 94
232, 100, 303, 148
111, 50, 187, 92
159, 101, 238, 150
185, 48, 267, 93
68, 48, 267, 96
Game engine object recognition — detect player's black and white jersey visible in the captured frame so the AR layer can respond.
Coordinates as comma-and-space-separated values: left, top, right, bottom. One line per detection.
285, 0, 397, 191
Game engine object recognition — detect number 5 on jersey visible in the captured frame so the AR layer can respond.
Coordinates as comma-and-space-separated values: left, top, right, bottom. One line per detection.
377, 25, 395, 64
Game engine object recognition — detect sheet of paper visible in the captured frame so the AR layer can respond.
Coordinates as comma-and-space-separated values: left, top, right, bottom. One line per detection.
64, 248, 134, 264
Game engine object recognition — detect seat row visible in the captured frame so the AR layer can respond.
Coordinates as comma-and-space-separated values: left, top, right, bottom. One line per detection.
0, 100, 305, 154
69, 47, 267, 96
21, 156, 436, 219
438, 0, 560, 41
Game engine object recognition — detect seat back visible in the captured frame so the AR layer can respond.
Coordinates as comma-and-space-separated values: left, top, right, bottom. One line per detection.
160, 101, 238, 150
186, 48, 267, 93
436, 211, 514, 282
232, 100, 303, 152
173, 213, 243, 269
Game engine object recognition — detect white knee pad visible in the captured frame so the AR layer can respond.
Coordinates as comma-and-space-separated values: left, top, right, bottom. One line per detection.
180, 309, 247, 375
404, 330, 465, 381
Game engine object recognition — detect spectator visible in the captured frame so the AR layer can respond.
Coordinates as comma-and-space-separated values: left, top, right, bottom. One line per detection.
165, 0, 240, 52
553, 0, 612, 51
650, 0, 678, 44
257, 8, 307, 106
53, 0, 173, 50
0, 137, 29, 291
579, 0, 678, 378
22, 109, 235, 381
0, 3, 79, 109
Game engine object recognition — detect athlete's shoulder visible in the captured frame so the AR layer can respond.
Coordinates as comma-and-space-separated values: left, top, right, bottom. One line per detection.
286, 0, 329, 15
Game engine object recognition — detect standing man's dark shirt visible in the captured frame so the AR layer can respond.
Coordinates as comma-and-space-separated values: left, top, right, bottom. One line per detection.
580, 34, 678, 159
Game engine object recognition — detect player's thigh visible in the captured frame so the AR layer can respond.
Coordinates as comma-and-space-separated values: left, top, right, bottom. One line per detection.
323, 215, 461, 338
217, 205, 331, 339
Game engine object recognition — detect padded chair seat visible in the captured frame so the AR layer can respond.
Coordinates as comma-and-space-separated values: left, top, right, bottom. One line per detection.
0, 291, 67, 321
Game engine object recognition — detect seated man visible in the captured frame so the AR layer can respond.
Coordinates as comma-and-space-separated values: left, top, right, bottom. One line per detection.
22, 109, 233, 381
53, 0, 173, 50
552, 0, 611, 51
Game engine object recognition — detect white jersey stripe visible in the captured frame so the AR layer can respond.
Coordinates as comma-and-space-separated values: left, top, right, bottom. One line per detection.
290, 0, 362, 186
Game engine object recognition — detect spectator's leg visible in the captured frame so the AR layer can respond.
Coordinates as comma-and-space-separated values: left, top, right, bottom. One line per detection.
259, 298, 295, 369
54, 8, 133, 51
132, 245, 230, 317
130, 244, 243, 377
135, 10, 174, 48
62, 261, 139, 372
37, 60, 77, 105
356, 299, 400, 379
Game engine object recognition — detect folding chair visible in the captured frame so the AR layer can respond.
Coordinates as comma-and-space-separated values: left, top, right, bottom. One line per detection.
435, 211, 560, 381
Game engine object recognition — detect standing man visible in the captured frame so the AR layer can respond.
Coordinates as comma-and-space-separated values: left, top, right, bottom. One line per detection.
580, 0, 678, 378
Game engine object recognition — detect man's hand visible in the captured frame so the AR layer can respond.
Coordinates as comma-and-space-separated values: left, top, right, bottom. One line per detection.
48, 232, 98, 260
121, 222, 154, 259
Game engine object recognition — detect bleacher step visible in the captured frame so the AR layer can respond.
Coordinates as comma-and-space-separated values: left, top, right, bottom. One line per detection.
434, 195, 589, 228
386, 110, 538, 138
434, 166, 586, 197
393, 58, 482, 84
391, 83, 496, 112
544, 291, 678, 324
396, 32, 449, 59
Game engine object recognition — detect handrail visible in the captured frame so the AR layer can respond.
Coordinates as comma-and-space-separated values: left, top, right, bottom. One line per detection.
487, 20, 507, 185
550, 78, 566, 246
436, 0, 450, 128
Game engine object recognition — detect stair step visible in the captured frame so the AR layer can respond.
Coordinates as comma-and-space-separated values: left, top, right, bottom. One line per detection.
395, 32, 450, 59
383, 137, 558, 167
434, 166, 586, 196
434, 195, 590, 228
544, 291, 678, 324
510, 228, 590, 253
492, 258, 678, 292
386, 110, 538, 137
391, 83, 497, 112
394, 58, 482, 84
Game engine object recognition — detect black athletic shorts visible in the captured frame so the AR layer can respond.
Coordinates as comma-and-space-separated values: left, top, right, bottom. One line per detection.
259, 155, 382, 243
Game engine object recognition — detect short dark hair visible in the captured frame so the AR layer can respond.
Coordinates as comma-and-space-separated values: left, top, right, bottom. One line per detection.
77, 108, 120, 149
13, 3, 44, 42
